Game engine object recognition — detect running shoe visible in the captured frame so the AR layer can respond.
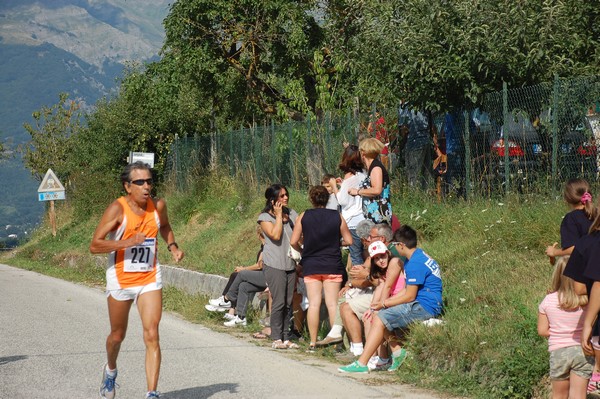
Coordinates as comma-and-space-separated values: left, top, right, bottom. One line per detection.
145, 391, 160, 398
223, 315, 247, 327
338, 360, 369, 373
315, 335, 343, 347
588, 378, 600, 393
388, 348, 408, 372
100, 364, 118, 399
208, 296, 231, 308
223, 313, 236, 321
367, 355, 391, 371
204, 304, 227, 312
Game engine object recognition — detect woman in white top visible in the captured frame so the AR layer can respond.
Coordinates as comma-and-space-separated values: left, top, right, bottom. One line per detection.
328, 144, 366, 266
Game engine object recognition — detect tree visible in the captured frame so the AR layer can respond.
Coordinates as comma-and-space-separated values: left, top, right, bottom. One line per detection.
162, 0, 326, 126
21, 93, 82, 182
333, 0, 600, 111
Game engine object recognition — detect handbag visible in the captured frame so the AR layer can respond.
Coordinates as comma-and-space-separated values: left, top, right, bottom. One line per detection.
288, 245, 302, 263
284, 217, 302, 262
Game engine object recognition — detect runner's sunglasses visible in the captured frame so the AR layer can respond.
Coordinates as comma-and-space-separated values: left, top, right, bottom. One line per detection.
129, 178, 154, 186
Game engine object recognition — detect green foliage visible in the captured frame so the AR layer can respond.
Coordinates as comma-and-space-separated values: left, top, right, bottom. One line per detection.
162, 0, 325, 125
385, 0, 600, 110
20, 93, 83, 182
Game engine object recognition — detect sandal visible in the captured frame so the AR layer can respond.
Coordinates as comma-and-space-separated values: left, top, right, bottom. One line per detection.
252, 332, 268, 339
272, 340, 288, 349
283, 340, 299, 349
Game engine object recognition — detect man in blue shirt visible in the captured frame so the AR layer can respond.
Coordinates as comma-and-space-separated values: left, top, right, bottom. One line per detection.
338, 224, 443, 373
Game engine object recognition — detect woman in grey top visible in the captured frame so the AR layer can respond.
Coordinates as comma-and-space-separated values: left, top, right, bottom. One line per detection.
258, 183, 299, 349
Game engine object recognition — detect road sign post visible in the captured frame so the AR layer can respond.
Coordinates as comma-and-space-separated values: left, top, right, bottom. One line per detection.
37, 169, 66, 237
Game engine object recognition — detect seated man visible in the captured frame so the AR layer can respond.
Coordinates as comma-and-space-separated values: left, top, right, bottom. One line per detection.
337, 223, 393, 356
338, 224, 443, 373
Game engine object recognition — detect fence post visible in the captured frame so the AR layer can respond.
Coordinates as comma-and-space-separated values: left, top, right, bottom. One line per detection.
463, 111, 471, 200
503, 81, 510, 194
210, 109, 217, 171
551, 74, 560, 194
326, 111, 332, 172
240, 124, 245, 176
271, 120, 276, 182
229, 130, 233, 177
252, 124, 259, 184
288, 121, 294, 189
172, 134, 179, 190
353, 97, 360, 143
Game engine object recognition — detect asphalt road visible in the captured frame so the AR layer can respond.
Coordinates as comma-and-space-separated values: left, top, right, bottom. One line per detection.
0, 263, 442, 399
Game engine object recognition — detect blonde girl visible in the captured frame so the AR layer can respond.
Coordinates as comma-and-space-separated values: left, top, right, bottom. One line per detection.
538, 256, 593, 399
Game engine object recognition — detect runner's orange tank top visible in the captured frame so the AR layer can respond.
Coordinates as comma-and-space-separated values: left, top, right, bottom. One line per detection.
107, 196, 160, 289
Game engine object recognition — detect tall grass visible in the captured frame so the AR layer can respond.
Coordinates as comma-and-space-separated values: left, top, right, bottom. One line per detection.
3, 171, 566, 398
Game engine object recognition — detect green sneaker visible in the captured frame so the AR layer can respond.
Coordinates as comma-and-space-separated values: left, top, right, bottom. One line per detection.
338, 360, 369, 373
388, 348, 408, 372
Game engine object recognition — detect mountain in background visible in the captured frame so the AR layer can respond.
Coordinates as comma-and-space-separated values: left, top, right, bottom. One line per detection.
0, 0, 170, 245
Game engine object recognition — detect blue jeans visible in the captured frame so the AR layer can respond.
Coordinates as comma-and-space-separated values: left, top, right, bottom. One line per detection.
377, 301, 434, 331
348, 229, 364, 266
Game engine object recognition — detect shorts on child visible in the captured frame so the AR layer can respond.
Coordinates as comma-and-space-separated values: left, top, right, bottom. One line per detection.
377, 300, 434, 331
304, 274, 343, 283
346, 288, 374, 319
549, 345, 594, 380
107, 282, 162, 303
592, 336, 600, 351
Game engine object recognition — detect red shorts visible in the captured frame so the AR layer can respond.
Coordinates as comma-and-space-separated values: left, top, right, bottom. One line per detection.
304, 274, 343, 283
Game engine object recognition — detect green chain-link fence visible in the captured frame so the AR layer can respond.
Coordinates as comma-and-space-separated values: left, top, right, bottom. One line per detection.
167, 75, 600, 199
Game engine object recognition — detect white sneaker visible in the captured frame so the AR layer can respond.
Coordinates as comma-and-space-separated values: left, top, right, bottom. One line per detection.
367, 355, 391, 371
208, 296, 232, 308
204, 304, 227, 312
223, 313, 236, 321
224, 315, 247, 327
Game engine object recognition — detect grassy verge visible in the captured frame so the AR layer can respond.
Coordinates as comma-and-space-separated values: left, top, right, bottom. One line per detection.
2, 172, 563, 399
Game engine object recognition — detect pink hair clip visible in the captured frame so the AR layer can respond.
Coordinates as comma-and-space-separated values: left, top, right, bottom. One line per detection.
581, 192, 592, 204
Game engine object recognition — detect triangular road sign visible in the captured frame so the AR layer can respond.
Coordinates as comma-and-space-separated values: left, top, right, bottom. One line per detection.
37, 169, 65, 192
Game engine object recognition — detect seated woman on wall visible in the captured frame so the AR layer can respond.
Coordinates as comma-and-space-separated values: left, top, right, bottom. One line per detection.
205, 226, 268, 326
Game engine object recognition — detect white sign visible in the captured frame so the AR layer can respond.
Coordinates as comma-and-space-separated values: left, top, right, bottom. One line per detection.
129, 152, 155, 168
37, 169, 65, 193
38, 191, 66, 201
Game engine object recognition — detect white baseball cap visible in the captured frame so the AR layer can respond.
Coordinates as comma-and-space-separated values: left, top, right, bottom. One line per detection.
368, 241, 388, 257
